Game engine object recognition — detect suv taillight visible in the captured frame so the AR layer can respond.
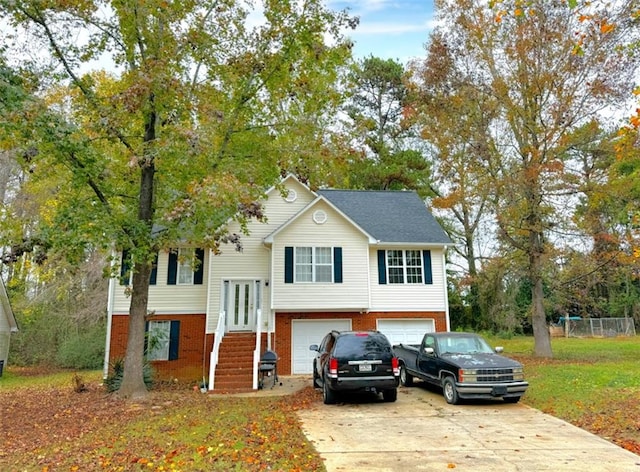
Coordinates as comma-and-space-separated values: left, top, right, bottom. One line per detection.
392, 357, 399, 376
328, 357, 338, 378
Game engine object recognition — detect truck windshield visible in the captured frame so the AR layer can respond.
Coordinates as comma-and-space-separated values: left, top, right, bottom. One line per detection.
438, 335, 494, 354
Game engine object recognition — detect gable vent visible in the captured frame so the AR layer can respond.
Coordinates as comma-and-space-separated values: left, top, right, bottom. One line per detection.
284, 189, 297, 202
313, 210, 327, 224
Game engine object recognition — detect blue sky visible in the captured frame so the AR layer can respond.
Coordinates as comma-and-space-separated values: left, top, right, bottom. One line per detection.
328, 0, 437, 63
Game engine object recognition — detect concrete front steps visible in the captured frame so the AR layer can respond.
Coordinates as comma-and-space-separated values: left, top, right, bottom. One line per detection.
213, 333, 256, 392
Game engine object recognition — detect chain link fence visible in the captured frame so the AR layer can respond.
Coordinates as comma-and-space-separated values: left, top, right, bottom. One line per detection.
550, 317, 637, 338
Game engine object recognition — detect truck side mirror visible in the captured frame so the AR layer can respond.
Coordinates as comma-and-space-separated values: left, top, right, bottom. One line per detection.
424, 347, 435, 355
494, 346, 504, 353
309, 344, 319, 352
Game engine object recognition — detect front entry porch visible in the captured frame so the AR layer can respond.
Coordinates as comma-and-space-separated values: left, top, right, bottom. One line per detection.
208, 279, 272, 391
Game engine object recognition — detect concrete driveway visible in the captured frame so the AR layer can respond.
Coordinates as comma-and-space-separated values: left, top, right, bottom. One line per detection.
298, 383, 640, 472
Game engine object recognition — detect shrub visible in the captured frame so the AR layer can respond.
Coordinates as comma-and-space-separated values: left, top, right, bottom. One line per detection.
56, 323, 106, 369
104, 358, 154, 393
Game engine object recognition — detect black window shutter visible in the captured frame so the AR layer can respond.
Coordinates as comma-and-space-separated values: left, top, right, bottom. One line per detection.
150, 252, 158, 285
284, 246, 294, 283
333, 247, 343, 283
377, 250, 387, 284
194, 249, 205, 285
167, 250, 177, 285
423, 250, 433, 284
119, 250, 131, 285
169, 321, 180, 360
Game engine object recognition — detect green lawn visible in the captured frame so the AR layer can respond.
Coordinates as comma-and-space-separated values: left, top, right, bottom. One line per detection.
486, 334, 640, 453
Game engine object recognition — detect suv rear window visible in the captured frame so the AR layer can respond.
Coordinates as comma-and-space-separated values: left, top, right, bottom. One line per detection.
334, 332, 393, 358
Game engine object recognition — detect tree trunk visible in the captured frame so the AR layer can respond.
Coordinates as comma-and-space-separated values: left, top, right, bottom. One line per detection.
117, 103, 157, 399
530, 230, 552, 357
118, 262, 152, 399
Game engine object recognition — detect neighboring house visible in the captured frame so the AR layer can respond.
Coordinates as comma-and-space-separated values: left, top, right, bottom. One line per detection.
105, 175, 452, 391
0, 277, 18, 375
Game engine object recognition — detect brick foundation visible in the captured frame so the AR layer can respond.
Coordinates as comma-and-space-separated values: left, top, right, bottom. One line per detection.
110, 311, 447, 381
109, 314, 212, 383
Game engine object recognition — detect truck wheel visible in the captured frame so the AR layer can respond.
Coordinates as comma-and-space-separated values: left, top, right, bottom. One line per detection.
400, 365, 414, 387
504, 396, 521, 404
312, 363, 320, 388
442, 377, 460, 405
323, 377, 337, 405
383, 388, 397, 402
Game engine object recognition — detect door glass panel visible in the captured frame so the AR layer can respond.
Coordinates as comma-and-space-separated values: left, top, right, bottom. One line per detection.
244, 283, 250, 325
234, 284, 240, 325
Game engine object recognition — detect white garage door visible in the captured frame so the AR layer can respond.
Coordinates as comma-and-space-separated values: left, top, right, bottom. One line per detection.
291, 319, 351, 374
377, 319, 435, 346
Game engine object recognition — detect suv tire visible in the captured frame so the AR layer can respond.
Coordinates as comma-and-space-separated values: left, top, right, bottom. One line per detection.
312, 362, 320, 388
382, 388, 397, 402
323, 376, 337, 405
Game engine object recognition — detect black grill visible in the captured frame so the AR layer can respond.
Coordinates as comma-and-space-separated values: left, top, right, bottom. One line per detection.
258, 350, 278, 389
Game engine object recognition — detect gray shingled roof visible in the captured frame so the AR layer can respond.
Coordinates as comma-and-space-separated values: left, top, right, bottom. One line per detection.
318, 189, 451, 244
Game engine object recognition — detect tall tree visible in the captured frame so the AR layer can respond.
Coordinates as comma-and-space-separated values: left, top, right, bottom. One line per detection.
408, 32, 500, 329
428, 0, 639, 356
343, 56, 431, 195
0, 0, 355, 398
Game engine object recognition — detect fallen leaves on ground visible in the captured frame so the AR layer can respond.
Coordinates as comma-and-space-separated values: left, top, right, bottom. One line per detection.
0, 369, 325, 471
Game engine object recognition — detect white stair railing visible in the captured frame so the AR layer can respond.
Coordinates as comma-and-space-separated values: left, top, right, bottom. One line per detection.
252, 309, 262, 390
208, 311, 226, 391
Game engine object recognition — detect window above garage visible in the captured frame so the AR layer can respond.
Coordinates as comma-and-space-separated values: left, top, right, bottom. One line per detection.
284, 246, 343, 284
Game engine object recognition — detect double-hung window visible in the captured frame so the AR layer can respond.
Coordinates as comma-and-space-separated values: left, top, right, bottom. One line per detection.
177, 248, 194, 285
295, 247, 333, 283
167, 248, 205, 285
285, 246, 343, 284
146, 320, 180, 361
387, 249, 423, 284
379, 249, 432, 285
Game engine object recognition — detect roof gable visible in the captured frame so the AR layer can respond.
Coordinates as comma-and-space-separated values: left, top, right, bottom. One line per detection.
317, 189, 451, 245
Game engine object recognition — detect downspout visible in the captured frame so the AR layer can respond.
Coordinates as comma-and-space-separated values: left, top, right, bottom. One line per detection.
442, 250, 451, 332
103, 255, 117, 379
263, 242, 273, 351
202, 248, 214, 388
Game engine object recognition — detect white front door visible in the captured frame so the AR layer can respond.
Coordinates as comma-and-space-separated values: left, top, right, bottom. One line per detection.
227, 280, 257, 331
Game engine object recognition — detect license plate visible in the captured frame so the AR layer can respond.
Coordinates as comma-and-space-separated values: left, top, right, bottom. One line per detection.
359, 364, 372, 372
492, 386, 507, 396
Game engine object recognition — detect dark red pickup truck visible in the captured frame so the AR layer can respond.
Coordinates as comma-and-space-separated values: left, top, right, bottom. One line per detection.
393, 332, 528, 404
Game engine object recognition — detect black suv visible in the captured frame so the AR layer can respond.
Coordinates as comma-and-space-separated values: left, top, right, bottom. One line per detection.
310, 330, 400, 404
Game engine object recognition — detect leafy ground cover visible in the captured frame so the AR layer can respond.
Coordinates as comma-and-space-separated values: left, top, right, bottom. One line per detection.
489, 335, 640, 455
1, 335, 639, 471
0, 368, 324, 471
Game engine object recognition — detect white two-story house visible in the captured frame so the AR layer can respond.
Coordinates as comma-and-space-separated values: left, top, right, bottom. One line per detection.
104, 175, 452, 391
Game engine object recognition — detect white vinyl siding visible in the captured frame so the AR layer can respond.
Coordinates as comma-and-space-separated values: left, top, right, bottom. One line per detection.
272, 201, 369, 311
112, 250, 207, 314
370, 248, 447, 312
205, 177, 315, 332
